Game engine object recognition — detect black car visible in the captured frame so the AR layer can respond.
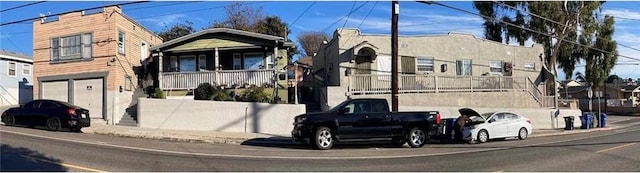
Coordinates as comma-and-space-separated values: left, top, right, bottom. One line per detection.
1, 99, 90, 132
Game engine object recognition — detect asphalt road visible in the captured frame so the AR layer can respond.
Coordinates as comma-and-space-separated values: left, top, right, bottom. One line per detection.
1, 120, 639, 171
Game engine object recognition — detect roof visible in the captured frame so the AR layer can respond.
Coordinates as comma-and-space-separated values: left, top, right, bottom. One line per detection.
296, 56, 313, 67
151, 28, 295, 51
0, 50, 33, 63
621, 85, 640, 91
558, 86, 590, 94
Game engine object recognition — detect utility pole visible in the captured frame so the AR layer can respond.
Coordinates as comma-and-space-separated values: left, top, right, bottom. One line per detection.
391, 0, 399, 112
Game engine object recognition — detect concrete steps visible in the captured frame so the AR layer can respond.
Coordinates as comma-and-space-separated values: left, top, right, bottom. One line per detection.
117, 88, 145, 127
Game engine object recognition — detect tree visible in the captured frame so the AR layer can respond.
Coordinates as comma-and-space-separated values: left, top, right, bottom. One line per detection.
296, 31, 330, 56
156, 20, 196, 42
606, 75, 622, 83
205, 2, 290, 38
585, 15, 617, 90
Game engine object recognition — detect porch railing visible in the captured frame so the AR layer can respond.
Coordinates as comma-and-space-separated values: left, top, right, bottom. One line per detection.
161, 69, 275, 90
348, 74, 554, 107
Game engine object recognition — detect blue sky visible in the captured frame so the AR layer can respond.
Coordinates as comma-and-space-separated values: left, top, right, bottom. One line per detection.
1, 1, 639, 80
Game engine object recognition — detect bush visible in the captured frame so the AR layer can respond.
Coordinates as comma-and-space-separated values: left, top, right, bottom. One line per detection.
211, 85, 232, 101
194, 83, 215, 100
239, 86, 272, 103
154, 88, 166, 99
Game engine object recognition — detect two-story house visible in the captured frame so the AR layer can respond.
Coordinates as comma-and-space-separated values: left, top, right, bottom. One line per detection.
32, 6, 162, 125
313, 28, 551, 110
0, 50, 33, 107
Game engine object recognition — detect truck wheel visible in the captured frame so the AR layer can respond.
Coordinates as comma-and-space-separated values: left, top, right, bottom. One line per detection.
313, 126, 333, 150
407, 127, 426, 148
477, 129, 489, 143
518, 128, 528, 140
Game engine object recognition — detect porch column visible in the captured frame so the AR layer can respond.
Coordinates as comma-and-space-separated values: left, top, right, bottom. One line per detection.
214, 47, 220, 70
273, 46, 278, 69
158, 52, 163, 89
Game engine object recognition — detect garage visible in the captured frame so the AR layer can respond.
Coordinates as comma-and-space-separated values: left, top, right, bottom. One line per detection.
73, 78, 104, 119
40, 76, 105, 120
41, 81, 69, 102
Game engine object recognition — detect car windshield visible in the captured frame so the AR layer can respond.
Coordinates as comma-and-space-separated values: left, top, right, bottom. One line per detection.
480, 112, 494, 120
329, 100, 351, 112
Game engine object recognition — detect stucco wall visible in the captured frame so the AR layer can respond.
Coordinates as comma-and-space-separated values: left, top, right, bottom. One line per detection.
138, 99, 306, 135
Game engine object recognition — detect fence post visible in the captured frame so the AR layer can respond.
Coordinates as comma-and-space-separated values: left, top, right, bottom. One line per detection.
470, 76, 473, 92
435, 76, 439, 93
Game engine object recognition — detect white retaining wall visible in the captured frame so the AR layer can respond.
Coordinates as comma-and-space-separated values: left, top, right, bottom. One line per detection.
138, 98, 306, 136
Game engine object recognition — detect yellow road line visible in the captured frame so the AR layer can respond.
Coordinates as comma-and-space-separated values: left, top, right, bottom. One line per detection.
596, 142, 637, 153
21, 155, 106, 172
492, 170, 504, 173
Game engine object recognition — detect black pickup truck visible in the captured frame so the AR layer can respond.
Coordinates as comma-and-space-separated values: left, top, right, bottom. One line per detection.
292, 98, 442, 150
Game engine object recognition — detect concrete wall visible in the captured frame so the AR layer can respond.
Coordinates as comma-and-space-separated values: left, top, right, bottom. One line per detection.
138, 98, 306, 135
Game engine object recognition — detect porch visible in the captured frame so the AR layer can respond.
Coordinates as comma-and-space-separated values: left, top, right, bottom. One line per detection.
161, 69, 276, 90
347, 74, 555, 108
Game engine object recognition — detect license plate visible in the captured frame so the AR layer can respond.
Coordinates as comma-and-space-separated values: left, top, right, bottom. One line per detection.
82, 114, 88, 119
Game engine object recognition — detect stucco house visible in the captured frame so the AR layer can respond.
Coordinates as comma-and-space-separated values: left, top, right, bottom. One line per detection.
313, 28, 553, 110
32, 6, 162, 125
144, 28, 295, 98
0, 50, 33, 107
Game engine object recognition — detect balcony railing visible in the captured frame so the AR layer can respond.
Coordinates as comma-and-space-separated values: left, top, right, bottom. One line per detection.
161, 69, 276, 90
348, 74, 551, 107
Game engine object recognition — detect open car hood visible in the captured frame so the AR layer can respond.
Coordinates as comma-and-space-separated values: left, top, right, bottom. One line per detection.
458, 108, 485, 121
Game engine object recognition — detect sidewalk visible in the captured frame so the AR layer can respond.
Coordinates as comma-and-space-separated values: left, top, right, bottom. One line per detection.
82, 123, 620, 145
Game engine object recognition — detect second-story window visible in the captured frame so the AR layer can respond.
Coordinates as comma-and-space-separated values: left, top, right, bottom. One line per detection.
416, 57, 434, 73
118, 31, 125, 55
8, 62, 16, 76
51, 33, 92, 62
489, 60, 503, 73
23, 64, 31, 75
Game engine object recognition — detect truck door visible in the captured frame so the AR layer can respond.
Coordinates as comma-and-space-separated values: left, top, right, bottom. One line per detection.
336, 101, 366, 139
352, 100, 392, 139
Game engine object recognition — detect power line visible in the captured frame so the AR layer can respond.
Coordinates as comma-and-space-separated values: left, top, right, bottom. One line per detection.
1, 1, 45, 13
290, 1, 317, 27
357, 1, 378, 29
613, 16, 640, 22
132, 1, 268, 20
0, 1, 149, 27
123, 1, 202, 11
321, 1, 370, 32
496, 2, 640, 54
426, 1, 640, 63
341, 1, 358, 30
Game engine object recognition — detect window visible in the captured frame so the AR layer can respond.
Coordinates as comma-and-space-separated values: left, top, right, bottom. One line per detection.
179, 55, 196, 72
266, 53, 274, 69
524, 62, 535, 71
198, 55, 207, 71
243, 53, 264, 70
118, 31, 125, 54
233, 53, 241, 70
140, 41, 148, 61
39, 101, 59, 109
24, 101, 38, 109
489, 60, 503, 73
51, 33, 92, 61
169, 56, 178, 72
416, 57, 434, 73
124, 75, 133, 91
8, 62, 16, 76
456, 59, 472, 76
23, 64, 31, 75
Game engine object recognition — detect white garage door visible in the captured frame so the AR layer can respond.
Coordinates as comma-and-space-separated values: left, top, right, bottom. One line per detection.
42, 81, 69, 102
74, 79, 103, 119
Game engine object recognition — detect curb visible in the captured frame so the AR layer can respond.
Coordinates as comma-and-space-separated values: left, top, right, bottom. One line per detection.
530, 126, 615, 138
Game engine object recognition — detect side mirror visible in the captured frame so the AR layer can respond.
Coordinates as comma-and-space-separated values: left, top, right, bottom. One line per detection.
488, 119, 494, 123
339, 107, 351, 114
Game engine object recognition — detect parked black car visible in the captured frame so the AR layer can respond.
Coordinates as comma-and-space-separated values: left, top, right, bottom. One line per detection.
1, 99, 90, 132
292, 98, 442, 150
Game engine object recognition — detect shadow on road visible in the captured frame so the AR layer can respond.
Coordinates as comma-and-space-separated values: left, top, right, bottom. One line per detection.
0, 144, 68, 171
7, 124, 83, 133
240, 137, 449, 150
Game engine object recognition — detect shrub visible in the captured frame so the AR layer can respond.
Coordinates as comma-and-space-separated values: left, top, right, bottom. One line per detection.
194, 83, 215, 100
211, 85, 232, 101
154, 88, 166, 99
239, 86, 272, 103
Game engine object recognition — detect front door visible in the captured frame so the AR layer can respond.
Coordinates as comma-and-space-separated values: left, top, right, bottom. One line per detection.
487, 113, 508, 138
351, 100, 392, 139
354, 53, 372, 91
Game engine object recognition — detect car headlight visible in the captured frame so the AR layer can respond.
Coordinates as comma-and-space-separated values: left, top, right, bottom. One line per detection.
294, 116, 306, 125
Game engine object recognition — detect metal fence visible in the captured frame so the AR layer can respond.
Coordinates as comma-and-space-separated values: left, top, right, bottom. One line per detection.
161, 69, 275, 90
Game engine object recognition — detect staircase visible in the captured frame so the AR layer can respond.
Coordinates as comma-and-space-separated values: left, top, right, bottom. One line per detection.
117, 87, 146, 126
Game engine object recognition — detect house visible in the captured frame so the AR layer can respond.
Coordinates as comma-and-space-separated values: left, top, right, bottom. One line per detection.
282, 56, 314, 104
0, 50, 33, 106
313, 28, 551, 110
606, 82, 640, 107
145, 28, 295, 96
32, 6, 162, 125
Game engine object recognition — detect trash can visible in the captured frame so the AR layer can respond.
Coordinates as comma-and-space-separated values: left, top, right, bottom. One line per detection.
444, 118, 456, 139
563, 116, 574, 130
600, 113, 607, 128
581, 112, 592, 129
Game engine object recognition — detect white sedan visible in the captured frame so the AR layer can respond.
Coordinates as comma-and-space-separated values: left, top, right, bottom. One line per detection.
459, 108, 533, 143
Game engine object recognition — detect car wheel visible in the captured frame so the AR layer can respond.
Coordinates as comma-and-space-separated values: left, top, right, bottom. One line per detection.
2, 114, 15, 126
313, 126, 333, 150
477, 129, 489, 143
407, 127, 427, 148
46, 117, 61, 132
518, 127, 528, 140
